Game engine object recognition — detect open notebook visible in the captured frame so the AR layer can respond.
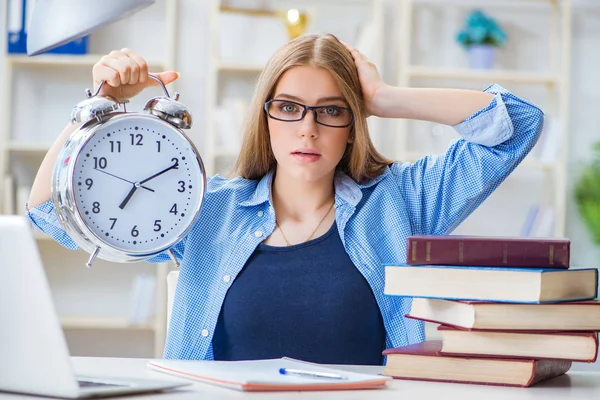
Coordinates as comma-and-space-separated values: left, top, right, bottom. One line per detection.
147, 357, 391, 392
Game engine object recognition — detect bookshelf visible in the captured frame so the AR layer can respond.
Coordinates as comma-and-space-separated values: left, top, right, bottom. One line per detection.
394, 0, 572, 238
204, 0, 385, 176
394, 0, 572, 342
0, 0, 178, 358
406, 66, 561, 84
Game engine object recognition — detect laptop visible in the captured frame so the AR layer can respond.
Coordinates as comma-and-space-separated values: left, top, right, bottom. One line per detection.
0, 215, 190, 398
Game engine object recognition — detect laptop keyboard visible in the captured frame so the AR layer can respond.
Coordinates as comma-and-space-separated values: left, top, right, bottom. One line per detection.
78, 380, 128, 388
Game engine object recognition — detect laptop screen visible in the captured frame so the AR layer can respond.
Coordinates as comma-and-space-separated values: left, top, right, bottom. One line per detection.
0, 215, 80, 397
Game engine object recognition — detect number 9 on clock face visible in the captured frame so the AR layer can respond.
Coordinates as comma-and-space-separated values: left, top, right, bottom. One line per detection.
70, 114, 205, 255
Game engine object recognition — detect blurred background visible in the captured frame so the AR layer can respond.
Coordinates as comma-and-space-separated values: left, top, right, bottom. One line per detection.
0, 0, 599, 365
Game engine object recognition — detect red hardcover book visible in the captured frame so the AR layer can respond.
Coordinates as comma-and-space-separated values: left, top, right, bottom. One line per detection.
406, 235, 570, 268
437, 326, 599, 362
382, 341, 571, 387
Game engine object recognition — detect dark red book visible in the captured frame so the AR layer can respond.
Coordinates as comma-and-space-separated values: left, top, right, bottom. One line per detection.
382, 341, 571, 387
406, 235, 570, 268
437, 326, 599, 362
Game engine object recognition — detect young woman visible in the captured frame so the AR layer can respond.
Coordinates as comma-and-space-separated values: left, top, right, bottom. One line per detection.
27, 34, 543, 365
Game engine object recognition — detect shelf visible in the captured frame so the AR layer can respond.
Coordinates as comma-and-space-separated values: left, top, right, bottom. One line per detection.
6, 54, 166, 69
6, 142, 52, 154
412, 0, 556, 8
60, 317, 156, 331
217, 60, 265, 73
1, 1, 175, 360
408, 66, 560, 85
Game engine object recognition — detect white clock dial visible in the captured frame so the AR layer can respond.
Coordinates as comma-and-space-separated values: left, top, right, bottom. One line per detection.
71, 114, 204, 254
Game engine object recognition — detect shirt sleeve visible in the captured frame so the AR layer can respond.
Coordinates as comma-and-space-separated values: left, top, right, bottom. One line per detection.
24, 173, 221, 261
146, 237, 187, 263
26, 199, 188, 261
26, 200, 79, 250
391, 83, 544, 236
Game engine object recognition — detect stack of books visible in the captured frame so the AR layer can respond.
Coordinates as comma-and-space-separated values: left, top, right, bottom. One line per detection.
382, 235, 600, 387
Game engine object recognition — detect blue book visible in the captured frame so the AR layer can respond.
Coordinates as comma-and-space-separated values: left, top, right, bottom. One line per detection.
384, 264, 598, 304
7, 0, 88, 55
7, 0, 26, 54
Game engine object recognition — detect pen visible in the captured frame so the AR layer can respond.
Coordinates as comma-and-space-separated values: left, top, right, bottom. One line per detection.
279, 368, 348, 380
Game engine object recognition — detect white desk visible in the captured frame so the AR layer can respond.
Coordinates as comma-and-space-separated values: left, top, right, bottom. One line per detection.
1, 357, 600, 399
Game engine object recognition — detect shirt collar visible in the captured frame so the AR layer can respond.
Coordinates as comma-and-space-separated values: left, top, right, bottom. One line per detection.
238, 166, 389, 208
238, 169, 275, 207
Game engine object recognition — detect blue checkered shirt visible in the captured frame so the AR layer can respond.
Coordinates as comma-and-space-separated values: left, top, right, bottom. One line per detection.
27, 84, 543, 360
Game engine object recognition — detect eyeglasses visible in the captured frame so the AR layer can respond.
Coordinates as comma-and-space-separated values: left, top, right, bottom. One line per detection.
264, 99, 354, 128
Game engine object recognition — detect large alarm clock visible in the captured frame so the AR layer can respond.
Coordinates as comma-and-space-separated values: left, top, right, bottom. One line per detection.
52, 75, 206, 268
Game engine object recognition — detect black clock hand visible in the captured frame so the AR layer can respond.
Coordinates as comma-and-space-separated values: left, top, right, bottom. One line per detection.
94, 168, 155, 192
119, 161, 179, 210
139, 161, 179, 184
118, 185, 138, 210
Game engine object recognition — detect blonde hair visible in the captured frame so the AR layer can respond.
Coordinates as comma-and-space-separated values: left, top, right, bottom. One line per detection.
233, 33, 392, 183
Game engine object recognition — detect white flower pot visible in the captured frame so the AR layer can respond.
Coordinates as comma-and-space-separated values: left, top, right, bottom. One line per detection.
467, 44, 496, 70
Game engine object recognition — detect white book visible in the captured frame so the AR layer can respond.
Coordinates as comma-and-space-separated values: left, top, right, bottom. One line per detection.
16, 186, 31, 216
538, 117, 561, 164
147, 357, 391, 392
533, 206, 555, 238
520, 204, 540, 237
140, 275, 157, 324
128, 274, 147, 325
3, 176, 15, 214
215, 98, 245, 152
8, 0, 23, 33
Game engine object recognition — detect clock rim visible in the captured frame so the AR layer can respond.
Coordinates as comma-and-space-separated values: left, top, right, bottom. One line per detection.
52, 113, 207, 262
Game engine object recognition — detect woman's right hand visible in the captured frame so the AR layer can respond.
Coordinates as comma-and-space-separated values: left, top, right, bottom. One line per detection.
92, 48, 179, 101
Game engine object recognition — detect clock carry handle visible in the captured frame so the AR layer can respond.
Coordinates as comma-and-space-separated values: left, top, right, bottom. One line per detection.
73, 72, 192, 128
89, 74, 180, 101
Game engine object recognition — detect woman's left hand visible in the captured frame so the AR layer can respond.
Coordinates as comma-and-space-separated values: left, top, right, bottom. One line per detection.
342, 41, 390, 118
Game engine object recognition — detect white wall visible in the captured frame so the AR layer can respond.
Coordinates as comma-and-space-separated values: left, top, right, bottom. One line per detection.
565, 5, 600, 267
377, 1, 600, 267
170, 1, 600, 269
141, 2, 600, 371
1, 0, 600, 364
3, 0, 600, 261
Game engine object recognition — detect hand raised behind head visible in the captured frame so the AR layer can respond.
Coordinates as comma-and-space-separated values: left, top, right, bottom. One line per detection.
341, 40, 389, 118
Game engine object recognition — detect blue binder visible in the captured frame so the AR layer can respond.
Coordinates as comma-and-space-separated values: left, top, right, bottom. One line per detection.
7, 0, 88, 55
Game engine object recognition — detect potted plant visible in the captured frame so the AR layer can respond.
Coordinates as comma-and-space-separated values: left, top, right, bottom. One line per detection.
575, 142, 600, 245
456, 9, 507, 70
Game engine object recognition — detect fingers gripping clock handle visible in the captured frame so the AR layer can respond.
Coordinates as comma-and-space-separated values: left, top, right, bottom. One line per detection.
91, 74, 172, 99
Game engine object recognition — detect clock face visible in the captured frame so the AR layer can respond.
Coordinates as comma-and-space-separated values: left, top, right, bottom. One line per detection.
71, 114, 204, 254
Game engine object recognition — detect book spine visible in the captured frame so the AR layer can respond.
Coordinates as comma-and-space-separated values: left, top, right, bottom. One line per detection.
406, 237, 570, 268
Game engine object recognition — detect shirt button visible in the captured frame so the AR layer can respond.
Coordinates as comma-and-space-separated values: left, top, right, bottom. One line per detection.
257, 211, 264, 217
254, 230, 263, 238
201, 329, 209, 337
223, 275, 231, 283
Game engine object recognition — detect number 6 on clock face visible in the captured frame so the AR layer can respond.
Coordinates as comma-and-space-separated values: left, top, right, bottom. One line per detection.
54, 113, 206, 263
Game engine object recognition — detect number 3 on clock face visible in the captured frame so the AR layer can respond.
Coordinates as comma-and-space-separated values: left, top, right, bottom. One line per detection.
72, 115, 204, 254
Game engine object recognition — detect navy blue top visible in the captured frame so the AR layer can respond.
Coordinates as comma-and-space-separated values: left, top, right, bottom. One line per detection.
212, 222, 386, 365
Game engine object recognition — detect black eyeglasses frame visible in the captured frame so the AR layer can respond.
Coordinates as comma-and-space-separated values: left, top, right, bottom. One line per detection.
264, 99, 354, 128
